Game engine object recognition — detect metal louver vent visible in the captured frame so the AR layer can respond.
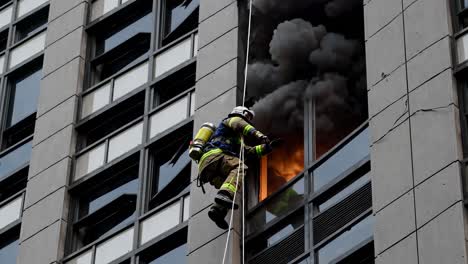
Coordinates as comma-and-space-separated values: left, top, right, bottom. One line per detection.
314, 183, 372, 244
249, 226, 305, 264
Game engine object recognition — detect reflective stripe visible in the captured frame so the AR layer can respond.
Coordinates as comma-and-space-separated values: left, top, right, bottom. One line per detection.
228, 117, 242, 128
243, 124, 254, 135
199, 148, 223, 167
255, 145, 263, 156
221, 183, 237, 193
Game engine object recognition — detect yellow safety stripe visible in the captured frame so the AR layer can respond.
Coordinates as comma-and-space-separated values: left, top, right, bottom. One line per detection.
255, 145, 263, 156
228, 117, 242, 128
243, 124, 254, 135
221, 182, 237, 193
199, 148, 223, 167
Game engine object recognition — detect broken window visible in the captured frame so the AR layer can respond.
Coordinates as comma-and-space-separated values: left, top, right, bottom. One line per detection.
162, 0, 199, 46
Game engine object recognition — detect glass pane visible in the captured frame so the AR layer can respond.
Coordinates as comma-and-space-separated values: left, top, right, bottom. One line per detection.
107, 122, 143, 162
82, 83, 111, 118
9, 31, 45, 68
314, 127, 369, 191
80, 178, 138, 217
193, 34, 198, 56
183, 196, 190, 222
103, 0, 119, 14
17, 0, 48, 18
0, 195, 22, 230
0, 234, 19, 264
112, 62, 149, 101
65, 250, 92, 264
318, 172, 370, 213
190, 92, 195, 115
461, 0, 468, 10
155, 38, 191, 77
0, 140, 32, 181
150, 96, 188, 138
15, 7, 48, 43
248, 178, 304, 235
458, 33, 468, 64
95, 228, 134, 264
140, 201, 181, 245
75, 143, 106, 181
147, 243, 187, 264
317, 215, 374, 264
164, 0, 199, 36
7, 65, 42, 127
0, 55, 5, 74
0, 6, 12, 29
96, 12, 152, 56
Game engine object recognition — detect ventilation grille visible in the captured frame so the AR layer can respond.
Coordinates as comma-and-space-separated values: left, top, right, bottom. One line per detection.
314, 183, 372, 244
249, 226, 304, 264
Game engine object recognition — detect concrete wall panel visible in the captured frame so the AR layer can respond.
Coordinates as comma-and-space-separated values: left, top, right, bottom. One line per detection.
364, 0, 401, 40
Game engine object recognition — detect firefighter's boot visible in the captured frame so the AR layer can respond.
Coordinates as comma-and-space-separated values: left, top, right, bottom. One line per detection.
214, 191, 238, 210
208, 204, 229, 230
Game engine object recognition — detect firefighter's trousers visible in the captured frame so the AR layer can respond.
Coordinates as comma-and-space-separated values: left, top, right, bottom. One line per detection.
199, 152, 248, 197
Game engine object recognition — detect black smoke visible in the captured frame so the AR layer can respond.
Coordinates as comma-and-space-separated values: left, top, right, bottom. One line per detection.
248, 0, 367, 141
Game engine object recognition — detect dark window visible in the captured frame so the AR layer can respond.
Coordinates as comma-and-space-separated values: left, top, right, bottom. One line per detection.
162, 0, 199, 45
139, 229, 188, 264
14, 6, 48, 43
0, 229, 19, 264
72, 164, 139, 250
153, 63, 195, 108
0, 140, 31, 183
95, 12, 152, 56
5, 62, 41, 128
317, 215, 374, 264
91, 7, 152, 84
0, 30, 8, 52
149, 133, 191, 209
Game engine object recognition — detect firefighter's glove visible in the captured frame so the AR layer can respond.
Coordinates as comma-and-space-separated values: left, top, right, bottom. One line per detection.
253, 131, 269, 144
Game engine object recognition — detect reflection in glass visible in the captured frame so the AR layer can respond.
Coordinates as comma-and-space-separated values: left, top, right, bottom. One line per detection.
150, 96, 188, 138
112, 62, 148, 101
462, 0, 468, 9
0, 140, 32, 181
17, 0, 48, 18
147, 243, 187, 264
95, 228, 134, 264
108, 122, 143, 162
317, 215, 374, 264
140, 201, 181, 245
82, 83, 111, 118
0, 195, 22, 230
314, 128, 369, 191
75, 143, 106, 181
7, 65, 42, 127
155, 147, 190, 192
0, 234, 19, 264
96, 12, 152, 56
164, 0, 199, 37
65, 250, 92, 264
248, 178, 304, 235
457, 33, 468, 64
318, 172, 370, 212
155, 38, 191, 77
9, 31, 45, 68
0, 6, 12, 29
80, 178, 138, 217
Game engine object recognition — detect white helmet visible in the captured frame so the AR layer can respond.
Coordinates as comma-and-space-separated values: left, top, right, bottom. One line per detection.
230, 106, 255, 121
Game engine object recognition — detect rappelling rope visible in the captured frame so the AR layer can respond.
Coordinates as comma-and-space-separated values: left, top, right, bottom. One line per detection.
221, 0, 253, 263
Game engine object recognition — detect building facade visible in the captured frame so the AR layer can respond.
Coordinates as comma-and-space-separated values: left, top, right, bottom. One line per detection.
0, 0, 465, 264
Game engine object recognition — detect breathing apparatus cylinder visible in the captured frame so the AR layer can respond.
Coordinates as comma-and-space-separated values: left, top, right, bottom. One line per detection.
189, 122, 216, 161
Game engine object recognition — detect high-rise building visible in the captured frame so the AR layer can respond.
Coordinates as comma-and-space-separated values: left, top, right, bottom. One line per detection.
0, 0, 465, 264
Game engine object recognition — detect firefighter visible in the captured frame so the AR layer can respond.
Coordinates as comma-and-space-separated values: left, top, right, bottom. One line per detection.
196, 106, 273, 229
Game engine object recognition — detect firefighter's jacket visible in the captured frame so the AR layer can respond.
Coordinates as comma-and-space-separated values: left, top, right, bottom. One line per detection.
198, 116, 270, 180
